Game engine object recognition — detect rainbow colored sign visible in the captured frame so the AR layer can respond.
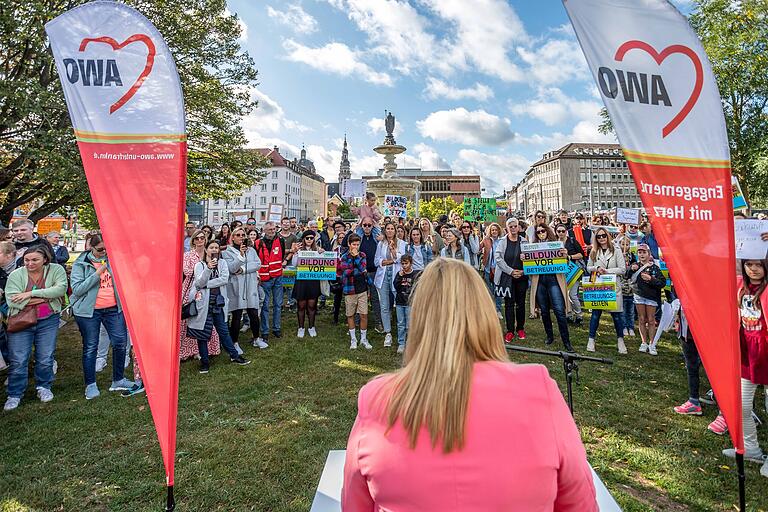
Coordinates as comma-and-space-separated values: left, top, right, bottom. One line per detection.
522, 241, 568, 275
582, 274, 617, 310
296, 251, 337, 280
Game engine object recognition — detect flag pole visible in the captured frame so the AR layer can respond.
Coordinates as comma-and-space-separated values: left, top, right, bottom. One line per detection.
735, 453, 746, 512
165, 485, 175, 511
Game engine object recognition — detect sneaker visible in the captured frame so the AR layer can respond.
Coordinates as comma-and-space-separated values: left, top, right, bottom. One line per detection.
308, 327, 317, 338
199, 361, 210, 374
700, 389, 716, 406
36, 387, 54, 403
617, 338, 627, 354
722, 448, 766, 464
674, 401, 703, 415
95, 358, 107, 373
761, 461, 768, 478
361, 340, 373, 350
374, 325, 384, 334
85, 383, 100, 400
297, 328, 305, 339
383, 333, 392, 348
587, 338, 596, 352
350, 340, 358, 350
648, 344, 658, 356
628, 329, 636, 337
240, 324, 249, 333
504, 332, 514, 343
517, 330, 526, 340
397, 345, 405, 355
273, 331, 282, 339
230, 356, 251, 366
121, 382, 145, 397
708, 413, 728, 435
253, 338, 269, 349
234, 342, 244, 355
623, 328, 629, 337
3, 397, 20, 411
109, 379, 135, 392
639, 342, 649, 353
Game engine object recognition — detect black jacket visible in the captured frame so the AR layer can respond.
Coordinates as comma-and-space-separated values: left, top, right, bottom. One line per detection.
394, 270, 420, 306
626, 262, 666, 303
15, 236, 54, 268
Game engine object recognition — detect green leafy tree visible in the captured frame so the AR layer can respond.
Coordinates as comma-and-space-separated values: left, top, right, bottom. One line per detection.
336, 202, 351, 219
418, 196, 460, 221
598, 0, 768, 207
0, 0, 267, 223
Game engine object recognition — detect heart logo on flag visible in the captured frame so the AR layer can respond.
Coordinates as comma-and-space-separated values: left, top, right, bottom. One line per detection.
79, 34, 156, 114
614, 40, 704, 138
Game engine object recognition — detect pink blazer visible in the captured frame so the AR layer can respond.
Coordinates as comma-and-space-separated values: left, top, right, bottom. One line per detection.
342, 362, 597, 511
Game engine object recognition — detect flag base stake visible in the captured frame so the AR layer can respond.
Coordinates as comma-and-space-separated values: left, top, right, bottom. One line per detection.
735, 453, 746, 512
165, 485, 175, 511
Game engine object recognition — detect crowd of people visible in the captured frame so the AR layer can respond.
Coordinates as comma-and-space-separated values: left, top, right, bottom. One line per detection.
0, 194, 766, 480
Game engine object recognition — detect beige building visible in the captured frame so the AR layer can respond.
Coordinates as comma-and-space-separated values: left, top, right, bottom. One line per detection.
507, 143, 642, 216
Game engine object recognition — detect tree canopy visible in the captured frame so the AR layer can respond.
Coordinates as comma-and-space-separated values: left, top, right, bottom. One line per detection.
0, 0, 267, 223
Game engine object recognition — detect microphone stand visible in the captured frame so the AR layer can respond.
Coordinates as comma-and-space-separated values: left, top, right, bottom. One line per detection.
505, 344, 613, 416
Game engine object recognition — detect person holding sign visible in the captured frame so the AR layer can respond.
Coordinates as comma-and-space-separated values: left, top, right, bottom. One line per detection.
586, 228, 627, 354
440, 228, 470, 264
522, 226, 573, 351
374, 223, 406, 348
627, 244, 666, 356
494, 218, 528, 342
556, 225, 585, 326
290, 231, 323, 339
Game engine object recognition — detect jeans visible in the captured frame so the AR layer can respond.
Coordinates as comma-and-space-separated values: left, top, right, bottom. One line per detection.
369, 276, 382, 327
622, 295, 635, 332
96, 324, 132, 370
503, 278, 528, 333
568, 283, 582, 319
378, 279, 395, 333
7, 313, 60, 398
588, 309, 625, 339
260, 276, 283, 336
395, 305, 410, 347
198, 303, 239, 362
742, 378, 768, 454
536, 276, 570, 347
680, 336, 702, 404
484, 272, 503, 312
75, 307, 128, 386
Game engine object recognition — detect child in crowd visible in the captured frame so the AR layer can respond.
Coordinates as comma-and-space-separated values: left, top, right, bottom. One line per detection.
617, 235, 637, 337
339, 234, 372, 350
353, 192, 383, 239
393, 254, 420, 355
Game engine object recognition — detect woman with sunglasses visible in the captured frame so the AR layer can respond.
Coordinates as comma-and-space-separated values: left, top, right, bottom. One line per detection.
179, 230, 221, 361
556, 224, 585, 326
405, 226, 432, 271
521, 226, 574, 351
221, 227, 266, 350
627, 243, 665, 355
586, 227, 627, 354
525, 210, 548, 241
459, 222, 480, 268
290, 231, 323, 338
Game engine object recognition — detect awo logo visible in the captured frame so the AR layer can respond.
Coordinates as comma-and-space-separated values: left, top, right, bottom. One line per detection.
62, 34, 156, 114
598, 40, 704, 138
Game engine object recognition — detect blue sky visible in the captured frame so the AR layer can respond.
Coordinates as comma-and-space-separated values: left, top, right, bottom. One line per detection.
228, 0, 693, 195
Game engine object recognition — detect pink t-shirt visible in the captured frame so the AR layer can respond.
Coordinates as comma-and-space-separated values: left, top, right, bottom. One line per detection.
343, 362, 597, 511
354, 204, 383, 226
92, 262, 117, 309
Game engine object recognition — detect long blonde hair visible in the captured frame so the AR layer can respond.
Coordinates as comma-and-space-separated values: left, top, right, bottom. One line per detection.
380, 258, 508, 453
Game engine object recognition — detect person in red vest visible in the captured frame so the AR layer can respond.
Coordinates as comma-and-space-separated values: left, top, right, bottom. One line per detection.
254, 221, 296, 344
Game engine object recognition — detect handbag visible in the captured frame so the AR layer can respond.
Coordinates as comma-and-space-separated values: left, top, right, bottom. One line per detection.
7, 305, 39, 333
181, 300, 197, 320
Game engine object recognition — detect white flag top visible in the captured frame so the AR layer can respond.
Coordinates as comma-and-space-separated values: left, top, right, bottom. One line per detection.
563, 0, 728, 163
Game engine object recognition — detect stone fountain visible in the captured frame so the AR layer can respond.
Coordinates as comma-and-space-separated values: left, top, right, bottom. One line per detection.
365, 111, 421, 214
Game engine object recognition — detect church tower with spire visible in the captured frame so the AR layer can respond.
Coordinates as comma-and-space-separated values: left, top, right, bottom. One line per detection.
338, 134, 351, 183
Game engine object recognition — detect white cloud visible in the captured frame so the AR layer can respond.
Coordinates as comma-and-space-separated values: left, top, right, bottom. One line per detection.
423, 77, 494, 102
241, 88, 309, 137
283, 39, 393, 86
517, 38, 589, 85
417, 108, 514, 146
452, 149, 530, 195
366, 116, 403, 138
511, 87, 602, 127
305, 144, 342, 181
515, 118, 615, 149
267, 4, 318, 34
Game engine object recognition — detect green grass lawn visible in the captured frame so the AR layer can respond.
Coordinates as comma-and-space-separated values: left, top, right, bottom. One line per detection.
1, 304, 767, 512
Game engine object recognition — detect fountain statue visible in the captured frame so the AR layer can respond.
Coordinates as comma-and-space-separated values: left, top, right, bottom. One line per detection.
366, 111, 421, 213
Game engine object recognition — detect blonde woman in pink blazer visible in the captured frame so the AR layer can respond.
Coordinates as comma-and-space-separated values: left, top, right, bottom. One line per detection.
342, 258, 598, 511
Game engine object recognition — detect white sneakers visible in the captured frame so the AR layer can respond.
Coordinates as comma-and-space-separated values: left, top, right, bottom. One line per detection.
617, 338, 627, 354
297, 328, 305, 338
36, 387, 54, 403
628, 329, 636, 337
639, 342, 649, 353
648, 343, 658, 356
360, 339, 373, 350
586, 338, 596, 352
397, 345, 405, 355
252, 338, 269, 349
383, 333, 392, 348
623, 328, 629, 337
234, 343, 244, 355
4, 397, 20, 411
350, 340, 358, 350
308, 327, 317, 338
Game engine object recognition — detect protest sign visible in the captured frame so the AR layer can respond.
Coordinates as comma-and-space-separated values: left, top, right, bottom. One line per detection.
522, 241, 568, 275
582, 274, 617, 310
296, 251, 338, 280
341, 179, 366, 199
282, 267, 296, 289
734, 219, 768, 260
616, 207, 641, 226
268, 203, 284, 222
463, 198, 497, 222
383, 195, 407, 218
565, 261, 584, 288
732, 176, 747, 211
590, 225, 620, 235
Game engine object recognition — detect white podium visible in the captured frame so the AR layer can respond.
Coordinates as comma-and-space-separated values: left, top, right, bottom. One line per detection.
310, 450, 622, 512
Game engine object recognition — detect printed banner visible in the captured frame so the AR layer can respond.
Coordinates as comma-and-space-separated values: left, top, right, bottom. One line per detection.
732, 176, 747, 211
46, 1, 186, 490
268, 203, 284, 223
282, 267, 296, 288
566, 0, 743, 452
565, 261, 584, 289
463, 198, 497, 222
341, 179, 367, 199
296, 251, 337, 280
521, 241, 568, 275
383, 195, 407, 219
734, 219, 768, 260
616, 207, 641, 225
582, 274, 617, 310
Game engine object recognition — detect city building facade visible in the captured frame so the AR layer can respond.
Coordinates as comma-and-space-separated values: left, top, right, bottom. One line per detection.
507, 143, 642, 216
204, 146, 326, 226
362, 168, 481, 203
